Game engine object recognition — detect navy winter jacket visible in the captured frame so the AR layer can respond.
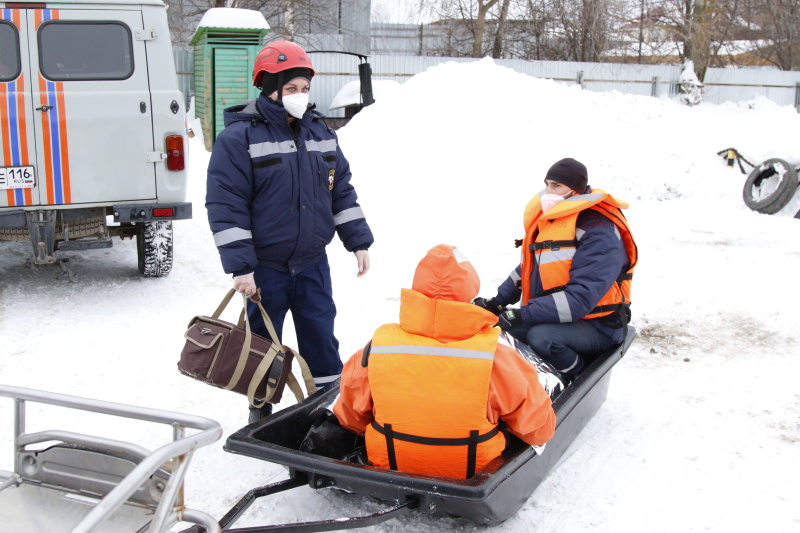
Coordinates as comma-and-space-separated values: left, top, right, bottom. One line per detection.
494, 209, 628, 343
206, 94, 373, 276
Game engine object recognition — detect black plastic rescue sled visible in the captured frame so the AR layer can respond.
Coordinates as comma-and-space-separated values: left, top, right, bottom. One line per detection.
193, 327, 636, 532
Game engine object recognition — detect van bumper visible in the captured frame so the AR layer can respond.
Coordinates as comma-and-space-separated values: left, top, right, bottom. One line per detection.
0, 202, 193, 229
112, 202, 192, 222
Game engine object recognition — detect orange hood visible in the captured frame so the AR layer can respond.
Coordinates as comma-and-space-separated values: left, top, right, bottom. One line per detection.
411, 244, 480, 303
401, 244, 497, 343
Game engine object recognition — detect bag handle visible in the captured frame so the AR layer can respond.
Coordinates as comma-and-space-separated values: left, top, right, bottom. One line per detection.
215, 289, 318, 407
211, 288, 238, 319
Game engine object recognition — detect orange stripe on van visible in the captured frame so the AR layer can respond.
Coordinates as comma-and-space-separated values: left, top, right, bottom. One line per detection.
0, 85, 10, 166
38, 74, 55, 205
1, 85, 14, 206
17, 75, 33, 205
34, 8, 42, 28
55, 83, 71, 203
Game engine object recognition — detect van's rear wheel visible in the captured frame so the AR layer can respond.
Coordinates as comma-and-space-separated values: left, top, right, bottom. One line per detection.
137, 221, 173, 277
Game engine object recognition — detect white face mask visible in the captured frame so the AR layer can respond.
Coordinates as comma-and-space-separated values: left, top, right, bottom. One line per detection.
540, 192, 571, 213
282, 93, 309, 119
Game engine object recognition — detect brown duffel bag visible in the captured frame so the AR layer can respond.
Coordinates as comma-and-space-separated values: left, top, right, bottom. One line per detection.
178, 289, 316, 407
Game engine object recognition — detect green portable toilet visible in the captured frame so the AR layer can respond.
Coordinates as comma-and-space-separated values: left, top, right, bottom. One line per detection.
191, 8, 270, 151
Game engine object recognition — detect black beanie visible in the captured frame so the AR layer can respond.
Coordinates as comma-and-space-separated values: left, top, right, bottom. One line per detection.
261, 67, 313, 97
545, 158, 588, 192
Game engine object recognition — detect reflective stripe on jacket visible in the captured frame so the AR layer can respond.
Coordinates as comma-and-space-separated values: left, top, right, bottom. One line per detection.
520, 189, 637, 322
364, 304, 505, 479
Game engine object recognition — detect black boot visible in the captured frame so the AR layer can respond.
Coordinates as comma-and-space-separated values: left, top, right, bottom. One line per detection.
248, 402, 273, 424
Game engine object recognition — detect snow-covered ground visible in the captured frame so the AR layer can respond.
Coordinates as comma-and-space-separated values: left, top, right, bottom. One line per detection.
2, 57, 799, 531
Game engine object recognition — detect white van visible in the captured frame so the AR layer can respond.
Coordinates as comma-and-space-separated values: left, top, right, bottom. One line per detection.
0, 0, 190, 276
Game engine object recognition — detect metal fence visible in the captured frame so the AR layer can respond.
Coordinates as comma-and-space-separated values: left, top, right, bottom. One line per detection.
173, 50, 800, 119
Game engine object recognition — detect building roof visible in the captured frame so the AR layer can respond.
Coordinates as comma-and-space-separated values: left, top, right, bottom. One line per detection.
196, 8, 270, 31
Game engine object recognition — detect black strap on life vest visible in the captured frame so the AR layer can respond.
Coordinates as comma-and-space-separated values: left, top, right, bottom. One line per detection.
466, 430, 480, 478
534, 285, 566, 298
383, 423, 398, 470
360, 340, 373, 368
530, 239, 577, 252
370, 421, 501, 478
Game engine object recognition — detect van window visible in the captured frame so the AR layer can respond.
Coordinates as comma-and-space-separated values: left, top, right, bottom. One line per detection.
38, 22, 133, 81
0, 22, 20, 81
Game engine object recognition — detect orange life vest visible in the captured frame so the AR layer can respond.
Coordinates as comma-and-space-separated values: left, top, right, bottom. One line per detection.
365, 296, 507, 479
520, 190, 637, 321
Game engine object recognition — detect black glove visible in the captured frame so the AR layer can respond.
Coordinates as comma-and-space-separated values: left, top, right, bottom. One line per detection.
472, 296, 505, 316
497, 308, 522, 330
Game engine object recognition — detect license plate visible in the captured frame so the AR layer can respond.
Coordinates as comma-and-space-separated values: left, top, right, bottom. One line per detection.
0, 166, 36, 189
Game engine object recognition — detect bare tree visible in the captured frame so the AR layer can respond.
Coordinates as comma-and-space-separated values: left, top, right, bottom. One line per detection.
472, 0, 502, 56
516, 0, 561, 60
750, 0, 800, 70
551, 0, 614, 62
680, 0, 718, 79
491, 0, 513, 57
631, 1, 724, 79
421, 0, 504, 57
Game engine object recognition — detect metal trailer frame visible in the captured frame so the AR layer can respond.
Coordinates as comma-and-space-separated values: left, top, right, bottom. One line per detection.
0, 384, 223, 533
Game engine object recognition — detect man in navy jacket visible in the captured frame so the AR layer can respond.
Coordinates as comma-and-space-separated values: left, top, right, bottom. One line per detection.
474, 158, 635, 380
206, 41, 374, 421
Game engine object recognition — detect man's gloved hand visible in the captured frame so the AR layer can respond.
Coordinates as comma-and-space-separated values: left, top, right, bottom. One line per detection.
497, 308, 522, 330
355, 250, 370, 277
233, 272, 257, 298
472, 296, 505, 316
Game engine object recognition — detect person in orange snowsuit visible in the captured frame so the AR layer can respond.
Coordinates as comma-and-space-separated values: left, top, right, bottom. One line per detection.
333, 244, 556, 479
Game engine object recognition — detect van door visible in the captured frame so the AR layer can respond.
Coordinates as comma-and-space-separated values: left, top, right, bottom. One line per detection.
1, 8, 37, 208
3, 6, 156, 208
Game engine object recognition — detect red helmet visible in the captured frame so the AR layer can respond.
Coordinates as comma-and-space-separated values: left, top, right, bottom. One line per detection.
252, 40, 315, 88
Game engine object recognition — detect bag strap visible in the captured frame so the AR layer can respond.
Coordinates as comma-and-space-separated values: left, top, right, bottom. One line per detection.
284, 346, 317, 400
246, 344, 284, 408
232, 291, 319, 405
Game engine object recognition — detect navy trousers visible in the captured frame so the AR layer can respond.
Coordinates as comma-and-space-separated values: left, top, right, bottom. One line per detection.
247, 256, 343, 387
507, 320, 614, 378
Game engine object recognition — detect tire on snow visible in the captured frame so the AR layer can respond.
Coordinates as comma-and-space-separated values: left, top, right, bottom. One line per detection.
137, 221, 173, 277
742, 158, 799, 214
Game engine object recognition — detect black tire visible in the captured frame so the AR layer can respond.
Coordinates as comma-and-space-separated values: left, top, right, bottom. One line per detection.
136, 221, 173, 277
742, 158, 799, 214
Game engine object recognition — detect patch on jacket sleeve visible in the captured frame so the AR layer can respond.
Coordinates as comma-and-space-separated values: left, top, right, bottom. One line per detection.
328, 169, 335, 190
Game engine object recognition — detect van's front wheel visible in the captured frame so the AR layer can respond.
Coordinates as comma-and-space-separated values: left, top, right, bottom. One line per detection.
137, 221, 173, 277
